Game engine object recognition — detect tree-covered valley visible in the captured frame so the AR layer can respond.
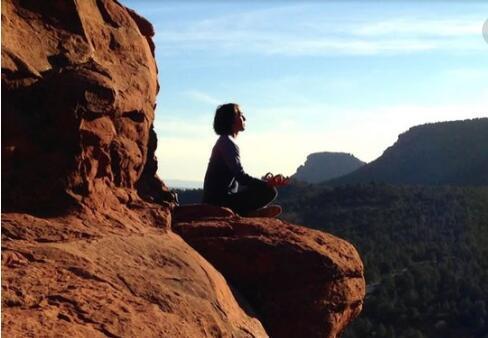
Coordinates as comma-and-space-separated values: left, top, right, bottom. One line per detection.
278, 183, 488, 338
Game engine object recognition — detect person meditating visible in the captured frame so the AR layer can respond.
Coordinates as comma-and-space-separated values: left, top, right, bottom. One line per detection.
203, 103, 288, 218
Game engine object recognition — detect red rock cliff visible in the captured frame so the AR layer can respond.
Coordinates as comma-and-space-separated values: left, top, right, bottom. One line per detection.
1, 1, 365, 337
2, 0, 172, 214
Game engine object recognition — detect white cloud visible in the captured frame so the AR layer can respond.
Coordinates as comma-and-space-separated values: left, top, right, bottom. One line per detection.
185, 90, 222, 105
353, 18, 482, 37
157, 31, 484, 57
152, 5, 487, 56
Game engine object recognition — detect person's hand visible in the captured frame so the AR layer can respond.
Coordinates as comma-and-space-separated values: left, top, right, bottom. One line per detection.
262, 172, 290, 187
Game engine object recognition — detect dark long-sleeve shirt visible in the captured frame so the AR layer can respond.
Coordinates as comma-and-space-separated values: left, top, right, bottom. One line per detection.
203, 135, 266, 204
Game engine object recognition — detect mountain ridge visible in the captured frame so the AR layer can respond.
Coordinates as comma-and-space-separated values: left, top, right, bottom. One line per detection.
327, 118, 488, 186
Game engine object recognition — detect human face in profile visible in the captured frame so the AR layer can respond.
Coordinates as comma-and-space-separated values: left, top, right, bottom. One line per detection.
232, 108, 246, 136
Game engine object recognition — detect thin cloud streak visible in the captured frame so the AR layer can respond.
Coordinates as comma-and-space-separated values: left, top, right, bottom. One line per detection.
157, 34, 484, 56
153, 6, 487, 56
352, 18, 482, 37
185, 90, 222, 105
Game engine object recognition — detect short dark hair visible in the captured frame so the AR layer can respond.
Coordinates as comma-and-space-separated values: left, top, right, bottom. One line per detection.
213, 103, 240, 135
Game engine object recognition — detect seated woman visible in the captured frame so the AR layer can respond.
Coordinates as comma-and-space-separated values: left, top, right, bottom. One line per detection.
202, 103, 287, 217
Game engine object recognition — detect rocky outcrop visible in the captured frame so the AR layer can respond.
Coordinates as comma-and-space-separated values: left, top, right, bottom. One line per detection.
2, 213, 267, 338
173, 214, 365, 338
2, 0, 173, 214
2, 0, 365, 337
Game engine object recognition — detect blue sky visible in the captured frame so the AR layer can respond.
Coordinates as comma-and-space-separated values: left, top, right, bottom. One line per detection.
121, 1, 488, 184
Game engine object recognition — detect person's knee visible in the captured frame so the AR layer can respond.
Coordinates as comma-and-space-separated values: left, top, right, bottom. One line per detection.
263, 185, 277, 203
242, 184, 277, 210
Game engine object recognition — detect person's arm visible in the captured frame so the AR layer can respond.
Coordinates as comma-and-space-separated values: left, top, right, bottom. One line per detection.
220, 139, 266, 187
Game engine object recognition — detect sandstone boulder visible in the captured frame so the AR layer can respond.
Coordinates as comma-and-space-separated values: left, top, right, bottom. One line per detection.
173, 216, 366, 338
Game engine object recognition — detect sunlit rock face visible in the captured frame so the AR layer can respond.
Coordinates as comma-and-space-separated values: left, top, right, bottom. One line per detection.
2, 0, 170, 213
1, 219, 268, 338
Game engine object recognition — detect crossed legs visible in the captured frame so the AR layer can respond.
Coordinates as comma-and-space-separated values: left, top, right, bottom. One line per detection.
223, 185, 277, 216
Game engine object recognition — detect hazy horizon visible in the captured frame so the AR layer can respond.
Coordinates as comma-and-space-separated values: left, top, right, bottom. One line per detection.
166, 178, 203, 189
122, 1, 488, 182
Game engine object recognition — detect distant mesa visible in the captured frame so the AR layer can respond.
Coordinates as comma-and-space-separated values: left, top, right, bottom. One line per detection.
328, 118, 488, 186
292, 152, 365, 184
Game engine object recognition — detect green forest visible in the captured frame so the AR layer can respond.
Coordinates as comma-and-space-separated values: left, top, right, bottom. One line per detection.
176, 184, 488, 337
278, 183, 488, 338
